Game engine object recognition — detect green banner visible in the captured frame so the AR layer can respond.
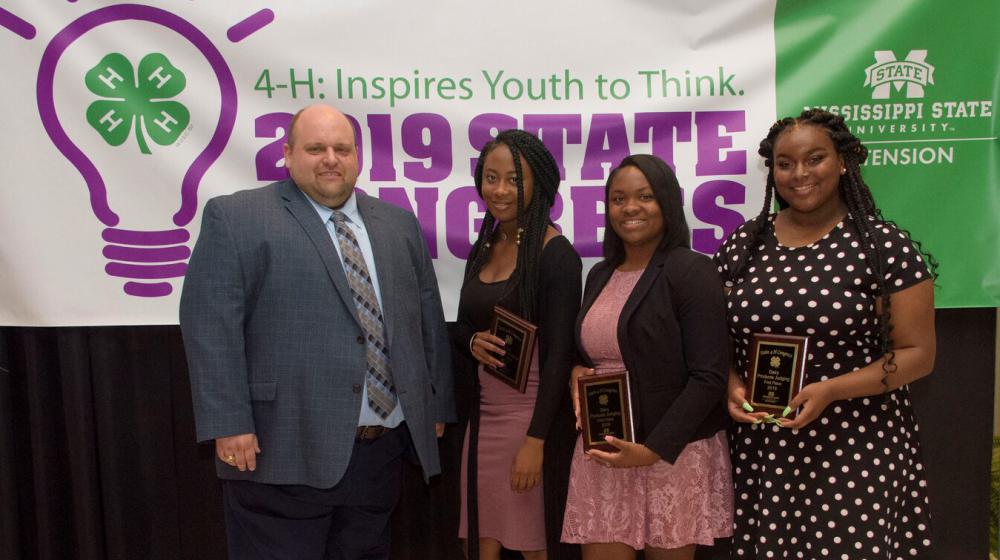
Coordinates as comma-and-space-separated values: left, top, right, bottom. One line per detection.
775, 0, 1000, 308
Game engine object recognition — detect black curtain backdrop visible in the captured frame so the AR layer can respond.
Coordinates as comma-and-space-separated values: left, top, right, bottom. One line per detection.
0, 308, 994, 560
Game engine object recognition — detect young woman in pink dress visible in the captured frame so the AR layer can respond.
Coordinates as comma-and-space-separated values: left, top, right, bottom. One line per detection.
455, 130, 581, 560
562, 154, 733, 560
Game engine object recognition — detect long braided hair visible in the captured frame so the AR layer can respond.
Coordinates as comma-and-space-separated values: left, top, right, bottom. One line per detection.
726, 108, 937, 391
465, 129, 561, 323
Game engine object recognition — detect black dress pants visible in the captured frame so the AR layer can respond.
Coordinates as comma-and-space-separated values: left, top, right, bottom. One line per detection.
222, 427, 409, 560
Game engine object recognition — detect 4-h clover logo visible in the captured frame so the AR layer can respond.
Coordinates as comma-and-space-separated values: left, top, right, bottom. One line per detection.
85, 52, 190, 154
769, 356, 781, 368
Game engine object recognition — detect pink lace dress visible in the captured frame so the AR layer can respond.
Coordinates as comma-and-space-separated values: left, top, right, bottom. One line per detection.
561, 269, 734, 550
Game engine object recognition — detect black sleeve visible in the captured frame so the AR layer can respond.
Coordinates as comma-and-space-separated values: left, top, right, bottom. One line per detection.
450, 244, 480, 362
527, 237, 582, 439
643, 252, 730, 463
448, 248, 482, 426
451, 302, 477, 362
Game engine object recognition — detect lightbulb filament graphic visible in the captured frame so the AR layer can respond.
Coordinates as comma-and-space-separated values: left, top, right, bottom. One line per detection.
36, 4, 240, 297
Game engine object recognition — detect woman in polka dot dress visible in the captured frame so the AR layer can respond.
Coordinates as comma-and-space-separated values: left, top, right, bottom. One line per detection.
715, 109, 937, 559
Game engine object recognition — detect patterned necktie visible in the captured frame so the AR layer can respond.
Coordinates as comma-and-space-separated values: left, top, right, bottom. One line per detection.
330, 210, 396, 418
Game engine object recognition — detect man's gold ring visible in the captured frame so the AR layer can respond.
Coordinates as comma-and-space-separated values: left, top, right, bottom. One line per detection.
225, 455, 236, 464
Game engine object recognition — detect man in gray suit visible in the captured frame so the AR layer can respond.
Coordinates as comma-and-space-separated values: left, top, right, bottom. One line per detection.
180, 103, 455, 559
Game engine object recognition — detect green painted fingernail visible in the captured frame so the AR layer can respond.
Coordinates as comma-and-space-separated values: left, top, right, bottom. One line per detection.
752, 419, 762, 425
742, 402, 754, 412
782, 406, 792, 418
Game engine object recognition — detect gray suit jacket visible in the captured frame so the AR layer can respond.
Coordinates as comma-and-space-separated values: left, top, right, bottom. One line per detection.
179, 180, 455, 488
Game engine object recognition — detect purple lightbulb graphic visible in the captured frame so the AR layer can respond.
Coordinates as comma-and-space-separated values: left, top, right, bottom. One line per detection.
36, 4, 238, 297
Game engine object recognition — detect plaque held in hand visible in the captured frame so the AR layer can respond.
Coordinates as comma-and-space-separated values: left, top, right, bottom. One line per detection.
484, 306, 538, 393
577, 371, 635, 452
746, 333, 808, 418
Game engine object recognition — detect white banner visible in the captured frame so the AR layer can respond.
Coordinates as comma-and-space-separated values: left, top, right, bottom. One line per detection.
0, 0, 775, 325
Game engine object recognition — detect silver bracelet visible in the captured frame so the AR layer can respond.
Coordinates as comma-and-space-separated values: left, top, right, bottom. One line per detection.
468, 333, 478, 354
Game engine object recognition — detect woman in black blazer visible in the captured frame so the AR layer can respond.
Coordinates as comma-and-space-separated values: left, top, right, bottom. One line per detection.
560, 154, 733, 560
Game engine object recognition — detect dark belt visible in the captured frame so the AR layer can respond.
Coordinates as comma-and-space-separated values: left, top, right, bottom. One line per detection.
355, 425, 394, 440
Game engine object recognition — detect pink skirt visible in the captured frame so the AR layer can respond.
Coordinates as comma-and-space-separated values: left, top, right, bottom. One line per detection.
561, 431, 734, 550
459, 351, 545, 551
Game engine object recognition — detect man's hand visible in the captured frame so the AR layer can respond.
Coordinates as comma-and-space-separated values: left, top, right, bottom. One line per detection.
216, 433, 260, 472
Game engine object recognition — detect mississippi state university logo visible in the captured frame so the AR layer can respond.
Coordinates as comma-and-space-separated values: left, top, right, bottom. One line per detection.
864, 50, 935, 99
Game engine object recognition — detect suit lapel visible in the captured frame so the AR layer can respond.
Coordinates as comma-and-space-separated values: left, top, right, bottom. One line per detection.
356, 192, 397, 346
619, 250, 669, 333
278, 180, 361, 328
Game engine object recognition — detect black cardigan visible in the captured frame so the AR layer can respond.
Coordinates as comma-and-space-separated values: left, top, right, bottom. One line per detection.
452, 236, 582, 560
453, 236, 582, 440
575, 246, 729, 464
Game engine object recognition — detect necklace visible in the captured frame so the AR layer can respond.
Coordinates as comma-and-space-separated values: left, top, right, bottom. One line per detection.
485, 227, 522, 248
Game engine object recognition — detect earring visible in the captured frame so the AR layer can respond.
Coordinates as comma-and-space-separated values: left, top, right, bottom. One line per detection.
841, 167, 846, 175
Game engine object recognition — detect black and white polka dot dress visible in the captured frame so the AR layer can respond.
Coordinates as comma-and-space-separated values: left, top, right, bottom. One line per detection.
714, 214, 933, 559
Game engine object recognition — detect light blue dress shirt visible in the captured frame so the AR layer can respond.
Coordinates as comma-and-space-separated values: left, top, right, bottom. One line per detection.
301, 189, 404, 428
